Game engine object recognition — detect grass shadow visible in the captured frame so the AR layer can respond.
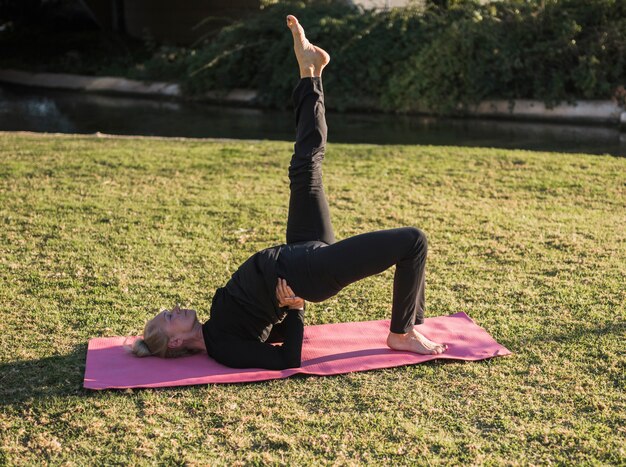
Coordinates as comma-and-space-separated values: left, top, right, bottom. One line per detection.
0, 344, 88, 406
527, 320, 625, 345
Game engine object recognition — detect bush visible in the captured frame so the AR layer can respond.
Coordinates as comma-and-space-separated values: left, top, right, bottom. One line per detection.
141, 0, 626, 113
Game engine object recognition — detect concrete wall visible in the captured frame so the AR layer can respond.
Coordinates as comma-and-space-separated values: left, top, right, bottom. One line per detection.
471, 100, 623, 126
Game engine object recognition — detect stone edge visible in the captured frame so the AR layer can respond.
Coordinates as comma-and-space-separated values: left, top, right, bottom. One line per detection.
1, 68, 624, 127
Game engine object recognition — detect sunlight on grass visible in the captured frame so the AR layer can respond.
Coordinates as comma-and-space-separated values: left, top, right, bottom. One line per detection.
1, 133, 624, 464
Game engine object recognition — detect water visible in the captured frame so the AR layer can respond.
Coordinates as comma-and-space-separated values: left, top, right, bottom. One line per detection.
1, 83, 624, 156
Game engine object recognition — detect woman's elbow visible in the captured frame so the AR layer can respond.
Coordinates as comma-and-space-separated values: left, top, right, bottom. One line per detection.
282, 355, 302, 369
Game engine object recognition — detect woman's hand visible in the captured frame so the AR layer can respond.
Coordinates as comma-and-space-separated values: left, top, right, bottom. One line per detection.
276, 278, 305, 310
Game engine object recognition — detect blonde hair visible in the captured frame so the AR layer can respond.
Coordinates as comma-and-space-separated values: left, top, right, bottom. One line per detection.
127, 313, 198, 359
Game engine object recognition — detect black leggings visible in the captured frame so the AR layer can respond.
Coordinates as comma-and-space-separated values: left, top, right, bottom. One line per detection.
282, 78, 427, 334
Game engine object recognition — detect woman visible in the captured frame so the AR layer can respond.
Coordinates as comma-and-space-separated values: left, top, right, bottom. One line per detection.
131, 15, 447, 370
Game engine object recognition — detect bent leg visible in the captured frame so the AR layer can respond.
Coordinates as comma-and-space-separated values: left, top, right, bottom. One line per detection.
286, 77, 335, 245
300, 227, 427, 332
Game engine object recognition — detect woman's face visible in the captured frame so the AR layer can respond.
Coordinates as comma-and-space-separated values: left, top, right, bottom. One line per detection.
152, 305, 198, 339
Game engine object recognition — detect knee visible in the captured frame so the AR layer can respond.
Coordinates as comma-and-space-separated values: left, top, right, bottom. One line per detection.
288, 157, 323, 183
406, 227, 428, 250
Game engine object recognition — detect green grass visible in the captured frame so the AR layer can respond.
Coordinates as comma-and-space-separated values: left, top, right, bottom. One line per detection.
0, 132, 624, 465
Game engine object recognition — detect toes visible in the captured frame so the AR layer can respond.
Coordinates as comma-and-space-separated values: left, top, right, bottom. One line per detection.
431, 345, 445, 355
287, 16, 304, 36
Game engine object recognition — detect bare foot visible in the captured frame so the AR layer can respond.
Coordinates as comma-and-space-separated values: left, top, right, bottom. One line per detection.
286, 14, 330, 78
387, 327, 448, 355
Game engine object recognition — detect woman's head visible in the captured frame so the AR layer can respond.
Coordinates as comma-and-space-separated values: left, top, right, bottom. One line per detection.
131, 305, 201, 358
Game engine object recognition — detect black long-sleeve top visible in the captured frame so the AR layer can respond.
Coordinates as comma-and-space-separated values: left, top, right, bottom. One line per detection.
201, 244, 306, 370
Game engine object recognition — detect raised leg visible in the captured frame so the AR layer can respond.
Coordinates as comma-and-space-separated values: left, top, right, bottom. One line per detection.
285, 15, 335, 245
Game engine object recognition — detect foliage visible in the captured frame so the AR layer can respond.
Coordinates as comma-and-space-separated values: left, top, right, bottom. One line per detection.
140, 0, 626, 113
385, 0, 626, 111
1, 0, 623, 113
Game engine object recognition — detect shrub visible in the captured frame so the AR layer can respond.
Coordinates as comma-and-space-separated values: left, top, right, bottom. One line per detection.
141, 0, 626, 113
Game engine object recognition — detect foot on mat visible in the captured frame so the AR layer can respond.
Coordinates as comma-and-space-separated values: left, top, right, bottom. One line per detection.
387, 327, 448, 355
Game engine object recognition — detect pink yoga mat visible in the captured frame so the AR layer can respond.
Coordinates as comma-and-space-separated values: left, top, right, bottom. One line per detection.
84, 312, 511, 390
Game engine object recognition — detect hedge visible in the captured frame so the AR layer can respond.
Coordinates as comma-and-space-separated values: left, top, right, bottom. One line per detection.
142, 0, 626, 113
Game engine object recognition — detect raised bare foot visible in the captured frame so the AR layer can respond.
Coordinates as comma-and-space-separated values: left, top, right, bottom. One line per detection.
286, 14, 330, 78
387, 327, 448, 355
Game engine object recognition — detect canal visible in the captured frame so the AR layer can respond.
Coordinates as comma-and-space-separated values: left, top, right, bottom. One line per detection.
1, 83, 624, 156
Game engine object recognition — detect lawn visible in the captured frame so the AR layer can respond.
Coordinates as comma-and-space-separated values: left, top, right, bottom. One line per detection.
0, 132, 624, 465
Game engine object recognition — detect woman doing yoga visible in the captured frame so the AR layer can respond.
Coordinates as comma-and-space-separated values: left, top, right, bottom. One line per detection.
131, 15, 448, 370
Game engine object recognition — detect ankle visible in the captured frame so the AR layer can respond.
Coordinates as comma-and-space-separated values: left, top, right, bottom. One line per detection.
387, 330, 408, 342
300, 65, 320, 79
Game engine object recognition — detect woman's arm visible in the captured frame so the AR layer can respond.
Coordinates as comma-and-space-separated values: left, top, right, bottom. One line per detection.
211, 309, 305, 370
